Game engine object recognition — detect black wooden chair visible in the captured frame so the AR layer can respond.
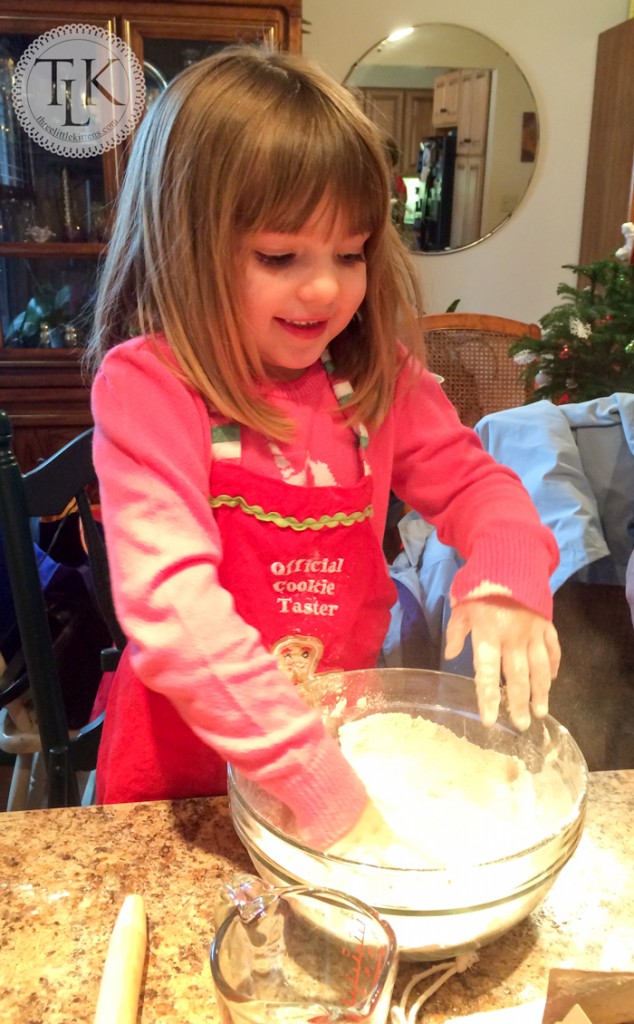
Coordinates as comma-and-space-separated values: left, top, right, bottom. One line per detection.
0, 410, 125, 808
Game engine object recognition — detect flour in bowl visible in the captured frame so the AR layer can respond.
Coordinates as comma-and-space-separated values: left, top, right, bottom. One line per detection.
337, 712, 562, 869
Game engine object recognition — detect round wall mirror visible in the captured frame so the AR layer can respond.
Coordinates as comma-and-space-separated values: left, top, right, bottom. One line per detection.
345, 24, 539, 254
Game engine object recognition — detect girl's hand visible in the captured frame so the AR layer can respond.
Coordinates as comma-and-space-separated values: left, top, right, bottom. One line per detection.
325, 801, 398, 860
444, 596, 561, 731
324, 801, 445, 867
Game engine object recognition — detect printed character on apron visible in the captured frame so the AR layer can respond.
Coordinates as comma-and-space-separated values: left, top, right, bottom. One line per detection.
271, 635, 324, 684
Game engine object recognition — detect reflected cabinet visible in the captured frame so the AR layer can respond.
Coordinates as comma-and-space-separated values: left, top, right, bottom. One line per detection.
0, 0, 302, 469
356, 87, 434, 177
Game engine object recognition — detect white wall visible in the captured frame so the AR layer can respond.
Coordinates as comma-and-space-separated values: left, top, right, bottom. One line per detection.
302, 0, 628, 322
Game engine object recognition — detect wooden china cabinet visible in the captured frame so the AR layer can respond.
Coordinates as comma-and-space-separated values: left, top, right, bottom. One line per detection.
0, 0, 302, 470
579, 17, 634, 269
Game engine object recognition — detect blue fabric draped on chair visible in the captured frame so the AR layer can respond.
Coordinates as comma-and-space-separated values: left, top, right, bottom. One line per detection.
384, 393, 634, 673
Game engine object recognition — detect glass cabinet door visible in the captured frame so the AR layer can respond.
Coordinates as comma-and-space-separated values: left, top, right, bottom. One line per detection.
0, 3, 301, 349
122, 8, 291, 100
0, 13, 119, 348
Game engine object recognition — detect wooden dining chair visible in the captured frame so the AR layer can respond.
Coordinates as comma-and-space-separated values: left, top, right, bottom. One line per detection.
0, 411, 125, 809
419, 313, 540, 427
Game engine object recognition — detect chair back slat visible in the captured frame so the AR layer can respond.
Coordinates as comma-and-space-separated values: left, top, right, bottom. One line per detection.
0, 412, 79, 805
75, 489, 127, 654
22, 429, 95, 517
0, 410, 125, 808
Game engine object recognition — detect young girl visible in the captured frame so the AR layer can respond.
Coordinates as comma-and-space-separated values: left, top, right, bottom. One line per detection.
85, 46, 560, 852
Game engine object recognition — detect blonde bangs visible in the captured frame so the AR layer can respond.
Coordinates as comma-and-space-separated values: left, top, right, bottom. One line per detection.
231, 118, 389, 242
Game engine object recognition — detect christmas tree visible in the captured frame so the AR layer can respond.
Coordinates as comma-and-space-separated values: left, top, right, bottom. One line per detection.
509, 229, 634, 405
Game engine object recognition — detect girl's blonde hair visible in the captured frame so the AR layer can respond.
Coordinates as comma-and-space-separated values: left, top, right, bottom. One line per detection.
85, 46, 423, 439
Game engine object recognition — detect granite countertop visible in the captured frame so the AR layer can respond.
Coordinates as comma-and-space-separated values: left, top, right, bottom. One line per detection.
1, 770, 632, 1023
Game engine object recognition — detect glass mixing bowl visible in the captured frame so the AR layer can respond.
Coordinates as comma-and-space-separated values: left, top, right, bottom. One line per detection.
228, 668, 588, 961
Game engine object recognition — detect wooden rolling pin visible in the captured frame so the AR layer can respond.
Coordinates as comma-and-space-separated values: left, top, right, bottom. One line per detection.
94, 894, 147, 1024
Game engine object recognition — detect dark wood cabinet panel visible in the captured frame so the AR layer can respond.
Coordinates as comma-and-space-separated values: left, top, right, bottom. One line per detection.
0, 350, 92, 470
579, 18, 634, 265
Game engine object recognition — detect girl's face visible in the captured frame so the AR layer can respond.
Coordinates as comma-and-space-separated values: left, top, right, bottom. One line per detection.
240, 201, 369, 381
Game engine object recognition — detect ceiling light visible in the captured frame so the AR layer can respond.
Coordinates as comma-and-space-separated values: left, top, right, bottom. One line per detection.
386, 27, 414, 43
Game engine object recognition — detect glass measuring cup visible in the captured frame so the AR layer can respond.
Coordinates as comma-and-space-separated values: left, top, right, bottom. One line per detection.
210, 873, 399, 1023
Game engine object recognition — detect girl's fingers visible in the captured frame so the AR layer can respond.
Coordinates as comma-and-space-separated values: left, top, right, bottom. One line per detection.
444, 607, 469, 660
501, 647, 531, 730
472, 636, 502, 727
526, 639, 553, 719
544, 620, 562, 678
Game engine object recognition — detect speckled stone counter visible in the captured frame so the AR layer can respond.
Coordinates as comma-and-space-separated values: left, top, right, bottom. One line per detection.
1, 770, 632, 1023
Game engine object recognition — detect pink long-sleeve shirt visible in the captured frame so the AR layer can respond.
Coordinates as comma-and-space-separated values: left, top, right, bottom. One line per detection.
92, 336, 558, 845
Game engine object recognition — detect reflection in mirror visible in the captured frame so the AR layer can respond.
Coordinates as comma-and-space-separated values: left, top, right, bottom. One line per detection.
345, 24, 538, 254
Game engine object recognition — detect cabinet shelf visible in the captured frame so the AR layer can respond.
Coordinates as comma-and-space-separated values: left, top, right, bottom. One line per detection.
0, 242, 106, 259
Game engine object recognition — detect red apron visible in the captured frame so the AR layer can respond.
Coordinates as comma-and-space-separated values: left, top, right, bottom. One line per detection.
95, 353, 395, 803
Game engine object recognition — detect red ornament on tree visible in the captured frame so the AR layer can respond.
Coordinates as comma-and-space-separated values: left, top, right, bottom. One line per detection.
559, 345, 571, 359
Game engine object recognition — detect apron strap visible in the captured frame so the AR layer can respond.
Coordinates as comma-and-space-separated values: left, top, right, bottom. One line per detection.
211, 347, 370, 473
320, 348, 370, 469
210, 423, 241, 462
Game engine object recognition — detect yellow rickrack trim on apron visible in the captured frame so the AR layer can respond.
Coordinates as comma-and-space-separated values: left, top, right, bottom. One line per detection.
209, 494, 374, 530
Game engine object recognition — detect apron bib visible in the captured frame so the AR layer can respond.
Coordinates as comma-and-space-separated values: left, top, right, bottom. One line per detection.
95, 351, 395, 803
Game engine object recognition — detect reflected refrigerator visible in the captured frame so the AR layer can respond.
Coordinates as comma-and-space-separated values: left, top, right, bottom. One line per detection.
414, 132, 456, 252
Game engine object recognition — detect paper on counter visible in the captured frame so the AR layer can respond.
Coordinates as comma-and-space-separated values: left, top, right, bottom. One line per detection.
558, 1007, 593, 1024
541, 969, 634, 1024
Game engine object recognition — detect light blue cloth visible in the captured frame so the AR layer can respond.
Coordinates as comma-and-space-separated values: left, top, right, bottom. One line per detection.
383, 517, 466, 670
556, 394, 634, 583
627, 548, 634, 629
385, 514, 470, 672
477, 394, 634, 585
475, 400, 610, 588
385, 394, 634, 672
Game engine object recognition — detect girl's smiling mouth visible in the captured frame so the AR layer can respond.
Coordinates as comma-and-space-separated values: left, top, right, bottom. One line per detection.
275, 317, 329, 339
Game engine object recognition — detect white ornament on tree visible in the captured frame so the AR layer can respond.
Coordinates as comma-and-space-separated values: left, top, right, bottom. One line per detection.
512, 349, 536, 366
615, 221, 634, 263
